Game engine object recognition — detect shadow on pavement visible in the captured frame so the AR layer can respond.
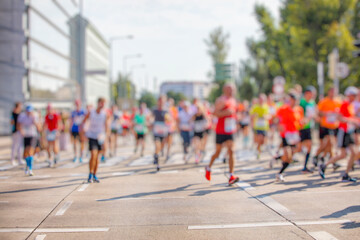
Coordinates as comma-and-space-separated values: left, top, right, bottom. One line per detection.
321, 205, 360, 229
0, 183, 80, 195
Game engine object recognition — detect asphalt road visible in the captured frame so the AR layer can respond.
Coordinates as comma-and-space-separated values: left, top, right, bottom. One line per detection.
0, 134, 359, 240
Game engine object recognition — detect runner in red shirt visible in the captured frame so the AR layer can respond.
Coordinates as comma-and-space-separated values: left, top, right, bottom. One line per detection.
44, 104, 62, 167
319, 87, 360, 182
205, 83, 239, 185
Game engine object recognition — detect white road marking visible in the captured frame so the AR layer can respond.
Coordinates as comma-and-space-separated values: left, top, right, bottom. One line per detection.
35, 228, 109, 233
78, 184, 89, 192
236, 181, 255, 190
188, 221, 291, 230
33, 175, 51, 179
35, 234, 47, 240
70, 173, 88, 177
296, 219, 351, 226
100, 156, 126, 167
112, 171, 134, 176
159, 170, 179, 174
257, 196, 291, 214
0, 201, 9, 203
308, 231, 338, 240
188, 219, 351, 230
0, 176, 9, 179
240, 166, 264, 171
55, 201, 73, 216
0, 228, 33, 232
117, 197, 185, 201
0, 165, 15, 171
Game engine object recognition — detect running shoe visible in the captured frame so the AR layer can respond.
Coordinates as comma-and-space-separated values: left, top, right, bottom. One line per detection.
205, 167, 211, 181
312, 156, 318, 167
156, 165, 160, 172
93, 174, 100, 183
342, 173, 357, 182
332, 163, 341, 171
79, 157, 83, 163
153, 156, 159, 165
228, 175, 239, 185
101, 155, 106, 163
319, 164, 326, 179
276, 174, 285, 182
73, 157, 77, 163
25, 167, 29, 175
301, 168, 313, 174
88, 173, 93, 183
29, 170, 34, 176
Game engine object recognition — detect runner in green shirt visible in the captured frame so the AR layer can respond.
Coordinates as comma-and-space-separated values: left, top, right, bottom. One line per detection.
133, 106, 148, 157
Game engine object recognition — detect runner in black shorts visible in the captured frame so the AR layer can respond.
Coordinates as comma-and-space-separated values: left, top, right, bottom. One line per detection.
192, 102, 208, 164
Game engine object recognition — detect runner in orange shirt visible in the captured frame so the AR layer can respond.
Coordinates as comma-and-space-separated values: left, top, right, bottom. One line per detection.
166, 98, 178, 161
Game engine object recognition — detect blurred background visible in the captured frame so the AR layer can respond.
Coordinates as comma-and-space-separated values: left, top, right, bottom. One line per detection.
1, 0, 359, 135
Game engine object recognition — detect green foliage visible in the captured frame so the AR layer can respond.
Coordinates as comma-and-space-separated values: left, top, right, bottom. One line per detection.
113, 73, 136, 101
166, 91, 187, 104
139, 91, 156, 109
241, 0, 360, 95
204, 26, 230, 65
238, 80, 256, 101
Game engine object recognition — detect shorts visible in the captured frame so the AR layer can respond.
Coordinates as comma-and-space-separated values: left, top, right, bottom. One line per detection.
204, 129, 211, 134
154, 136, 165, 142
215, 134, 234, 145
136, 133, 145, 140
240, 123, 249, 129
281, 137, 295, 148
72, 131, 80, 139
180, 131, 191, 144
111, 129, 118, 134
300, 128, 312, 142
35, 138, 41, 148
194, 131, 204, 139
255, 130, 267, 136
319, 127, 337, 139
337, 129, 355, 148
24, 137, 36, 148
46, 130, 57, 142
88, 138, 103, 151
355, 128, 360, 134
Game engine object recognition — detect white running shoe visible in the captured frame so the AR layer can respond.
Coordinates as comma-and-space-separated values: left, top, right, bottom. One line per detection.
276, 174, 285, 182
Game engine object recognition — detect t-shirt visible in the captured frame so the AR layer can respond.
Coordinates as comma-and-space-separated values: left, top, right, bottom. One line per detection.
152, 109, 168, 137
299, 98, 316, 129
250, 104, 269, 131
178, 110, 193, 131
45, 113, 60, 131
71, 109, 85, 133
276, 104, 299, 138
133, 114, 147, 134
215, 96, 237, 135
18, 112, 38, 137
317, 97, 340, 129
339, 101, 356, 133
11, 112, 19, 133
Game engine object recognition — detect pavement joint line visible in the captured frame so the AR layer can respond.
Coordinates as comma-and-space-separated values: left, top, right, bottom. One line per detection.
35, 234, 46, 240
77, 184, 89, 192
308, 231, 339, 240
55, 201, 73, 216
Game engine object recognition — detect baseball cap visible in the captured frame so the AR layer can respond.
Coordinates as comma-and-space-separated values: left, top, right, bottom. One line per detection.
25, 104, 33, 112
345, 86, 358, 96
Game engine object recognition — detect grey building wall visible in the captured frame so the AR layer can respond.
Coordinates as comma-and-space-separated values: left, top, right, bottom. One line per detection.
0, 0, 26, 135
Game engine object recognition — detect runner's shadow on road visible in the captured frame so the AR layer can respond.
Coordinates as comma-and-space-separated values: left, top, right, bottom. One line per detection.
321, 205, 360, 229
96, 184, 198, 202
0, 183, 79, 195
190, 184, 238, 196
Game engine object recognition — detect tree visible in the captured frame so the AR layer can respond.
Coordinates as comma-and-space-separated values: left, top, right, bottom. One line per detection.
166, 91, 187, 104
113, 73, 136, 101
139, 91, 156, 109
204, 26, 230, 66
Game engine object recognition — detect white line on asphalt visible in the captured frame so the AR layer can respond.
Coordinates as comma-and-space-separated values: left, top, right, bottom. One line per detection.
0, 201, 9, 203
35, 228, 110, 233
35, 234, 47, 240
55, 201, 73, 216
78, 184, 89, 192
33, 175, 51, 179
308, 231, 338, 240
236, 181, 255, 190
159, 170, 179, 174
296, 219, 351, 226
188, 219, 351, 230
257, 196, 291, 214
70, 173, 88, 177
112, 171, 134, 176
188, 221, 292, 230
0, 176, 9, 179
0, 228, 33, 232
117, 197, 185, 201
240, 166, 264, 171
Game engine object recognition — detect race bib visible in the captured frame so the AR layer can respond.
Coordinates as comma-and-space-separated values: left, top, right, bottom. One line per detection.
23, 125, 34, 137
74, 115, 83, 125
47, 130, 57, 141
326, 114, 337, 124
285, 132, 300, 145
180, 123, 191, 131
98, 133, 106, 145
153, 122, 168, 137
111, 121, 119, 130
347, 123, 356, 133
224, 118, 236, 133
306, 106, 316, 118
194, 120, 206, 132
241, 116, 251, 124
134, 124, 144, 133
255, 118, 266, 128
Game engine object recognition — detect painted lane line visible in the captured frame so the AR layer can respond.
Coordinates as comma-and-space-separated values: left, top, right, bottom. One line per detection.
78, 184, 89, 192
257, 196, 291, 214
70, 173, 88, 177
0, 201, 9, 203
33, 175, 51, 179
308, 231, 338, 240
240, 166, 264, 171
236, 181, 255, 190
112, 171, 134, 176
296, 219, 351, 226
0, 176, 10, 179
116, 197, 185, 201
188, 221, 291, 230
35, 228, 109, 233
159, 170, 179, 174
55, 201, 73, 216
0, 228, 33, 233
35, 234, 47, 240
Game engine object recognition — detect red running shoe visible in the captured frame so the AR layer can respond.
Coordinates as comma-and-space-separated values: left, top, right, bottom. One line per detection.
205, 167, 211, 181
229, 175, 239, 185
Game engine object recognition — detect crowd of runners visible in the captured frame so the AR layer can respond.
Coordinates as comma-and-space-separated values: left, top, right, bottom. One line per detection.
9, 83, 360, 184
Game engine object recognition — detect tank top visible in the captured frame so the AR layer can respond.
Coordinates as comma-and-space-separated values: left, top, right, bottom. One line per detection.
215, 96, 237, 135
86, 109, 107, 140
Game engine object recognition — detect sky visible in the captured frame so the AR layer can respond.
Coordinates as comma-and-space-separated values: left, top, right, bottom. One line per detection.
82, 0, 281, 92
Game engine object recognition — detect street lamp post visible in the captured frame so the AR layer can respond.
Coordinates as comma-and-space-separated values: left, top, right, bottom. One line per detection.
123, 54, 142, 77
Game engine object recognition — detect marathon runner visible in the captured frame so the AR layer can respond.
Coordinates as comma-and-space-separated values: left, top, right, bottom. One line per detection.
239, 100, 251, 149
110, 104, 122, 157
82, 97, 109, 183
192, 102, 208, 164
70, 100, 85, 163
44, 104, 62, 167
178, 101, 193, 163
133, 105, 148, 157
205, 83, 239, 185
319, 87, 360, 182
10, 102, 23, 166
152, 96, 169, 171
17, 104, 41, 176
166, 98, 178, 161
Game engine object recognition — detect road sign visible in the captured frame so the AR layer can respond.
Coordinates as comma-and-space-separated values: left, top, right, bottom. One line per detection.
215, 63, 233, 81
337, 62, 350, 79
